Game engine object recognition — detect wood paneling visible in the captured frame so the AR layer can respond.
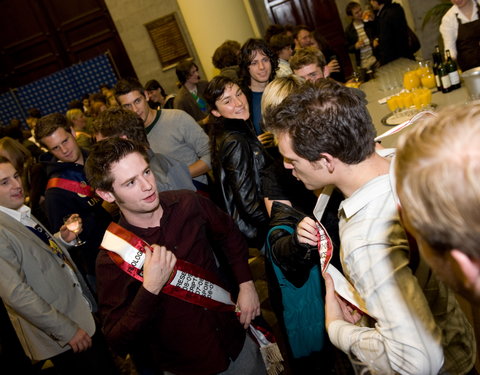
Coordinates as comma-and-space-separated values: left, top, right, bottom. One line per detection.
0, 0, 135, 93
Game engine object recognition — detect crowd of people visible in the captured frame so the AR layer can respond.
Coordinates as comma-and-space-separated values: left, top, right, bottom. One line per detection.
0, 0, 479, 374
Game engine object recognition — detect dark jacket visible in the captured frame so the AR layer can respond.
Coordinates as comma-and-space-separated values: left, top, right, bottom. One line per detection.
40, 150, 112, 276
374, 2, 413, 65
208, 117, 269, 248
344, 20, 378, 67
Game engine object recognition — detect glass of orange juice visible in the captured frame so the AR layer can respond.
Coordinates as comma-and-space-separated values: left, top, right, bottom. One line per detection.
403, 71, 420, 91
387, 96, 398, 112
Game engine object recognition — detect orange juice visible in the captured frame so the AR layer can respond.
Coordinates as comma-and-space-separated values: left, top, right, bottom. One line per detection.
421, 73, 436, 89
387, 96, 398, 112
403, 71, 420, 90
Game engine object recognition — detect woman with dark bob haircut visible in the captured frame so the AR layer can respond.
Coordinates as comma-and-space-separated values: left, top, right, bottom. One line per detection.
204, 75, 270, 249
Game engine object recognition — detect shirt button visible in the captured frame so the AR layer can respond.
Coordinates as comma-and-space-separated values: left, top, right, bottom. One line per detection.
61, 264, 65, 268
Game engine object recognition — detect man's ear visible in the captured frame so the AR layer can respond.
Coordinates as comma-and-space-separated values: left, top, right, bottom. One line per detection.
70, 128, 77, 138
96, 189, 115, 203
144, 91, 150, 101
318, 153, 335, 173
450, 249, 480, 288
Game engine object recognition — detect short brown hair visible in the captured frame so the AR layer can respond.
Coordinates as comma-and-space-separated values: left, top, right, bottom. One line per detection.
290, 47, 326, 72
85, 138, 149, 192
93, 107, 149, 147
35, 113, 71, 145
395, 104, 480, 258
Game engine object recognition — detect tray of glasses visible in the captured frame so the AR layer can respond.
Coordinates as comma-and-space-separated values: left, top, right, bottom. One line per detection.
381, 104, 437, 126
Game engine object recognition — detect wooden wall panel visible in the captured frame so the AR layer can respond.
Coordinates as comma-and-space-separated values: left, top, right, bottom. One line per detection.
0, 0, 135, 93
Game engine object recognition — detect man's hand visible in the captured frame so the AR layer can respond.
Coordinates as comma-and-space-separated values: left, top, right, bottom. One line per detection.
327, 59, 341, 73
68, 328, 92, 353
296, 216, 318, 246
324, 272, 362, 328
60, 213, 82, 243
236, 281, 261, 329
142, 245, 177, 295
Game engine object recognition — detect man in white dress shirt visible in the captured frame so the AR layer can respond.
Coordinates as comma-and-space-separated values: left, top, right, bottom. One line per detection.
264, 79, 476, 375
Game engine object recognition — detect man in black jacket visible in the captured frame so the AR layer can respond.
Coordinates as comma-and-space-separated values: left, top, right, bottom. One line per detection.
35, 113, 112, 290
370, 0, 414, 65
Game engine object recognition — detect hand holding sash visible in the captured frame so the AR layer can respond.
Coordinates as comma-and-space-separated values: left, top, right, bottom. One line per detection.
143, 245, 177, 295
295, 217, 318, 246
324, 272, 362, 328
237, 281, 261, 329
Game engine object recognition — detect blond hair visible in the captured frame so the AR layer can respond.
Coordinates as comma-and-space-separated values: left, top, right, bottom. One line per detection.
261, 75, 305, 118
395, 103, 480, 258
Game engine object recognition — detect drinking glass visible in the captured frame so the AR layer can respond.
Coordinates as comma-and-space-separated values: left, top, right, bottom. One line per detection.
63, 215, 86, 246
348, 337, 394, 375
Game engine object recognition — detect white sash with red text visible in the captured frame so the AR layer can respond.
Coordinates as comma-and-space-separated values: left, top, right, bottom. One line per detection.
100, 222, 235, 312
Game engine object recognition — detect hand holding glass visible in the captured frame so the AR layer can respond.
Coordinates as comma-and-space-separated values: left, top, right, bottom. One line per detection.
63, 214, 86, 246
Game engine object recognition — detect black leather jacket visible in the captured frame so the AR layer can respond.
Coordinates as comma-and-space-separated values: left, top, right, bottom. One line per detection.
209, 117, 269, 247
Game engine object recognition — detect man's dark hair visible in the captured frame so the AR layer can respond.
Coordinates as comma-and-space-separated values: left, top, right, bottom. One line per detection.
346, 1, 361, 16
264, 79, 376, 164
114, 78, 145, 100
85, 138, 149, 192
269, 32, 294, 55
264, 24, 286, 43
90, 92, 107, 104
93, 107, 149, 147
27, 108, 42, 119
144, 79, 167, 97
68, 99, 84, 110
35, 113, 71, 145
375, 0, 392, 5
212, 40, 241, 69
204, 75, 237, 110
175, 59, 198, 86
239, 38, 279, 88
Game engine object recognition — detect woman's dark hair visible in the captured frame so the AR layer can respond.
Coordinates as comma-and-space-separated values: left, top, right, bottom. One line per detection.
175, 59, 198, 86
239, 38, 279, 88
144, 79, 167, 97
204, 75, 237, 110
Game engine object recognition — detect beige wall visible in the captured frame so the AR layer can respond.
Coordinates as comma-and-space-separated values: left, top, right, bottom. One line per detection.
105, 0, 257, 93
104, 0, 202, 95
176, 0, 257, 80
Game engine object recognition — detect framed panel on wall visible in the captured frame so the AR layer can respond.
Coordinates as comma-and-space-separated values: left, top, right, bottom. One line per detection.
145, 13, 191, 71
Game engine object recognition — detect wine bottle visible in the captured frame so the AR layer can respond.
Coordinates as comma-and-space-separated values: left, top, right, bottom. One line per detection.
432, 46, 442, 92
438, 59, 452, 94
445, 49, 461, 90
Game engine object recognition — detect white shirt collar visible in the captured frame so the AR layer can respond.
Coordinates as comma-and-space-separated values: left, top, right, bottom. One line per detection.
339, 174, 391, 219
0, 204, 31, 223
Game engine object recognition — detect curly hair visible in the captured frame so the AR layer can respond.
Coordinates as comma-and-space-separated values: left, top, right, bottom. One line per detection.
92, 107, 149, 147
212, 40, 241, 69
264, 79, 375, 164
239, 38, 279, 88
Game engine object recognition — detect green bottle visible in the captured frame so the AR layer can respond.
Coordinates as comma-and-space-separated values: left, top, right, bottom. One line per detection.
445, 49, 461, 90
